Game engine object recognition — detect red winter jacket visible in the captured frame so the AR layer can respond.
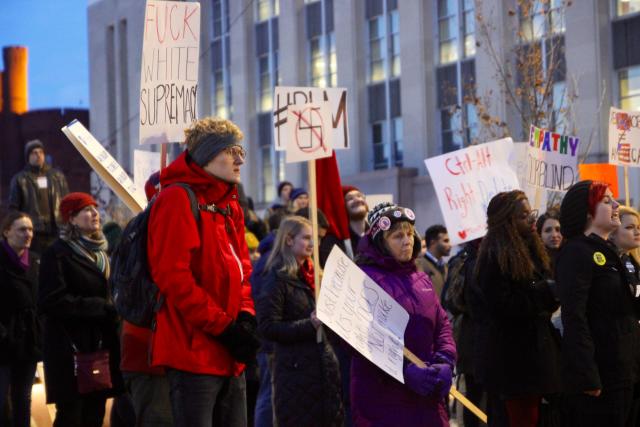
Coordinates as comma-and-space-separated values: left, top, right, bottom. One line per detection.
147, 152, 254, 376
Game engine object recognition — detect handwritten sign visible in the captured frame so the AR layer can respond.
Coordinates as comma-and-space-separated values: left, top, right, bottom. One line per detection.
524, 126, 579, 191
579, 163, 620, 198
274, 86, 349, 150
62, 119, 146, 213
285, 102, 333, 163
609, 107, 640, 167
318, 246, 409, 383
425, 138, 521, 245
133, 149, 161, 202
139, 0, 201, 145
511, 142, 552, 212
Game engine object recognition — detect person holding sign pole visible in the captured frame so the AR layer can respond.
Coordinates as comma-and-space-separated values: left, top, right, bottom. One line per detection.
475, 191, 561, 427
350, 202, 456, 427
557, 181, 640, 427
256, 216, 344, 427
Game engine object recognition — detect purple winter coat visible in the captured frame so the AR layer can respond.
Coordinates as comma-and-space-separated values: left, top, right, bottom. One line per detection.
350, 236, 457, 427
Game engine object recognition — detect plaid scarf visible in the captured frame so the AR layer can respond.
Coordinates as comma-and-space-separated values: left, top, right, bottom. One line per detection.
62, 230, 110, 279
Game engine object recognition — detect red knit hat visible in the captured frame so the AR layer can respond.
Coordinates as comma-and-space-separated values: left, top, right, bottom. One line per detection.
144, 171, 161, 202
342, 185, 361, 198
59, 192, 98, 223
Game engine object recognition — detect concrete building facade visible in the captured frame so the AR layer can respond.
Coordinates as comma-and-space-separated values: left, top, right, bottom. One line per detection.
88, 0, 640, 232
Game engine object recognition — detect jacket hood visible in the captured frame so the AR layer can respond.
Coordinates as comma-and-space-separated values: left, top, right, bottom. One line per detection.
258, 231, 276, 255
356, 234, 417, 274
160, 151, 237, 203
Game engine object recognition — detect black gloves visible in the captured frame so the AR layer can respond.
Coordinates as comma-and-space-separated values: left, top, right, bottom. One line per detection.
217, 311, 260, 364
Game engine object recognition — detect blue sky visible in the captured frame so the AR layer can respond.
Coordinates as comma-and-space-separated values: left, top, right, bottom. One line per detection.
0, 0, 88, 110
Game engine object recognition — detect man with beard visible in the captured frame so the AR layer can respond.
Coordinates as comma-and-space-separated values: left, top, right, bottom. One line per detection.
319, 185, 369, 268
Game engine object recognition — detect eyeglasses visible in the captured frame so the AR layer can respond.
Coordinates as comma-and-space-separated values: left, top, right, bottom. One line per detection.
522, 209, 539, 224
225, 146, 246, 160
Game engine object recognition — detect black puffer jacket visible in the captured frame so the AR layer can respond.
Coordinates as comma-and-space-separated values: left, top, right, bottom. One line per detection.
0, 244, 42, 364
557, 234, 640, 393
256, 265, 344, 427
9, 164, 69, 234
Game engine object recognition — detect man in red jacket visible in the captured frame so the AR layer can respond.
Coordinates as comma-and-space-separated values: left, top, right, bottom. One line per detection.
147, 117, 259, 427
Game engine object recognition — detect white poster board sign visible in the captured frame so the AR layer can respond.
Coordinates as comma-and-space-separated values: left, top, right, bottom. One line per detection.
274, 86, 349, 150
524, 125, 579, 191
425, 138, 521, 246
365, 194, 394, 209
133, 149, 161, 202
62, 120, 146, 213
318, 246, 409, 383
512, 142, 550, 212
609, 107, 640, 167
139, 0, 201, 145
285, 102, 333, 163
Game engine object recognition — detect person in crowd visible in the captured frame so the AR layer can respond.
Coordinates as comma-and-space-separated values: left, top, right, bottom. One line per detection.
610, 206, 640, 277
256, 216, 344, 427
557, 181, 640, 427
294, 207, 330, 239
9, 139, 69, 255
351, 202, 456, 427
536, 208, 563, 268
475, 191, 560, 427
146, 117, 259, 427
246, 230, 261, 265
263, 182, 294, 226
38, 192, 124, 427
0, 212, 42, 427
239, 185, 267, 241
250, 209, 290, 427
416, 225, 452, 298
289, 188, 309, 212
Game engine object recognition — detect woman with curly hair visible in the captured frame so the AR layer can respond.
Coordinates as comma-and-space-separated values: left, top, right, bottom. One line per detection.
475, 190, 561, 427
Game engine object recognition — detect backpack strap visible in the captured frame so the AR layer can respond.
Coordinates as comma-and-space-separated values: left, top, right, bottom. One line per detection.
168, 183, 232, 232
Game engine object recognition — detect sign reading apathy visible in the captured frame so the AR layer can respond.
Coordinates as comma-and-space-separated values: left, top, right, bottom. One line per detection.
62, 120, 146, 213
285, 102, 333, 163
139, 0, 201, 145
609, 107, 640, 167
274, 86, 349, 150
318, 246, 409, 384
425, 138, 521, 246
525, 125, 580, 191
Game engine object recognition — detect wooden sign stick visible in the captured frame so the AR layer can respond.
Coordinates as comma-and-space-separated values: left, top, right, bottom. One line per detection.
308, 159, 323, 343
624, 165, 630, 207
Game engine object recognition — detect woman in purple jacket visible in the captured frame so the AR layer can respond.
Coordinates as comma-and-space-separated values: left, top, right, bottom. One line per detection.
351, 202, 457, 427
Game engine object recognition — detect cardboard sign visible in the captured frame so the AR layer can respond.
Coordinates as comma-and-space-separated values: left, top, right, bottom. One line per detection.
133, 149, 161, 202
425, 138, 521, 245
139, 0, 201, 145
62, 120, 146, 213
318, 246, 410, 383
274, 86, 348, 150
609, 107, 640, 167
579, 163, 620, 199
285, 102, 333, 163
524, 125, 579, 191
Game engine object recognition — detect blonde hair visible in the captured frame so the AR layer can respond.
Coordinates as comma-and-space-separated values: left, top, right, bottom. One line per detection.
264, 216, 312, 277
616, 206, 640, 265
184, 117, 243, 151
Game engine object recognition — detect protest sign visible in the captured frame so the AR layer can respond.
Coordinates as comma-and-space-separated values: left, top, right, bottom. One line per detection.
286, 102, 333, 163
524, 126, 579, 191
425, 138, 521, 246
609, 107, 640, 166
318, 246, 410, 383
133, 149, 161, 202
579, 163, 619, 199
365, 194, 394, 209
274, 86, 348, 150
62, 120, 146, 213
511, 142, 552, 212
139, 0, 200, 145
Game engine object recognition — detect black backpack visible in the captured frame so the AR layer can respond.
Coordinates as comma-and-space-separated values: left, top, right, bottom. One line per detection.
109, 183, 201, 329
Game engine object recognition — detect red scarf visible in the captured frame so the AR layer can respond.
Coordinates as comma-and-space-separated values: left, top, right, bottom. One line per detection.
299, 258, 315, 292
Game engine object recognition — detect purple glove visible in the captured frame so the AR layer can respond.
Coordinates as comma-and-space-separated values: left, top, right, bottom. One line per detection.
431, 363, 453, 401
403, 363, 453, 400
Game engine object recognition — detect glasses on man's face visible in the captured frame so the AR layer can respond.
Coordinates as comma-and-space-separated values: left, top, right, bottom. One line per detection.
226, 146, 246, 160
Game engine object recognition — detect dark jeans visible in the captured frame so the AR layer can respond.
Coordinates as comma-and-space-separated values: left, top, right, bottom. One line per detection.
0, 362, 37, 427
53, 395, 107, 427
167, 369, 246, 427
564, 387, 634, 427
124, 372, 173, 427
254, 352, 273, 427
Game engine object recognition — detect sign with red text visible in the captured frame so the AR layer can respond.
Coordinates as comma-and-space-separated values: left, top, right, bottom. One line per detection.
609, 107, 640, 167
274, 86, 349, 150
524, 126, 579, 191
425, 138, 521, 245
139, 0, 200, 145
285, 102, 334, 163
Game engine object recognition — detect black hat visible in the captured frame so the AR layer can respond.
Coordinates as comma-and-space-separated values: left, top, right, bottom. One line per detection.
367, 202, 416, 239
24, 139, 44, 161
560, 180, 592, 240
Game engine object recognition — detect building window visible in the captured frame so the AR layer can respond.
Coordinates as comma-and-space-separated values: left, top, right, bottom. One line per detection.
306, 0, 335, 87
520, 0, 565, 42
368, 15, 386, 82
438, 0, 476, 65
389, 8, 400, 77
212, 0, 231, 118
256, 0, 279, 22
617, 0, 640, 16
620, 66, 640, 110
